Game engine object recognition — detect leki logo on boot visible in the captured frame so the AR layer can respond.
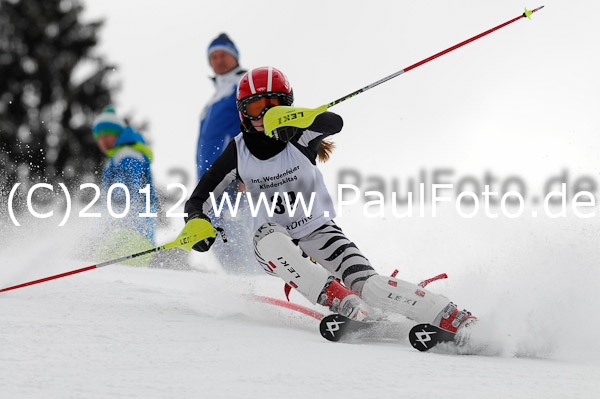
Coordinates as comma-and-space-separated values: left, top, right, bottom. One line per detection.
387, 293, 417, 306
277, 256, 300, 278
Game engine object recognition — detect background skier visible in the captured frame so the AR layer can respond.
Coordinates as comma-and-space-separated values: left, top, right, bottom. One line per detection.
93, 106, 157, 265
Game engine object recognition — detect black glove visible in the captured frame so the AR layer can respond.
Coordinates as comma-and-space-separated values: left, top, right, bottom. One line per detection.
185, 213, 215, 252
273, 126, 303, 142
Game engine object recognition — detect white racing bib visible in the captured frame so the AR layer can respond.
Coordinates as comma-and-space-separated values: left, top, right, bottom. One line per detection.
235, 134, 335, 238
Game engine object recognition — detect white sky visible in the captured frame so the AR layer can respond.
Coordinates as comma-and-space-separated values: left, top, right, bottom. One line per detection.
82, 0, 600, 194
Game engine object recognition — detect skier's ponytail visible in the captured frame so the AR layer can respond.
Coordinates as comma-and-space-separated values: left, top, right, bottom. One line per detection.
317, 140, 335, 162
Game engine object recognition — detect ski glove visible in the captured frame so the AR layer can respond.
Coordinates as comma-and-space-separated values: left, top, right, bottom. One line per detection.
185, 212, 215, 252
272, 126, 303, 142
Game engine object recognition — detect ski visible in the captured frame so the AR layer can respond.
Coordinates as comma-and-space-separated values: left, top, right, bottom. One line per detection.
320, 314, 478, 354
320, 314, 365, 342
319, 314, 410, 342
408, 323, 457, 352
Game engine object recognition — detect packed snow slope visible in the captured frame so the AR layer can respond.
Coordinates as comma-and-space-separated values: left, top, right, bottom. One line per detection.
0, 213, 598, 399
3, 1, 600, 397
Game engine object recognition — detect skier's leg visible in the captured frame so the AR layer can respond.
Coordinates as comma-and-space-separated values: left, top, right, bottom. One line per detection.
296, 221, 377, 295
297, 221, 473, 332
360, 275, 474, 332
253, 222, 329, 303
253, 222, 374, 320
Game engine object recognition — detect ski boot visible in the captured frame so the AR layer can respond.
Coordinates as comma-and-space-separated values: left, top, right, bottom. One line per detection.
434, 302, 477, 333
318, 277, 380, 321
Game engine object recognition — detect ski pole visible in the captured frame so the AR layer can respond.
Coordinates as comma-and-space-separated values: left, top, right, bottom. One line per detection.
0, 219, 219, 293
264, 6, 545, 136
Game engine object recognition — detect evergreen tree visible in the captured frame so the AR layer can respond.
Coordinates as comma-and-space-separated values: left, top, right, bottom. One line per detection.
0, 0, 117, 191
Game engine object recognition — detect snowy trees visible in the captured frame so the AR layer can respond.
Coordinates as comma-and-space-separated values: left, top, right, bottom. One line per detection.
0, 0, 117, 191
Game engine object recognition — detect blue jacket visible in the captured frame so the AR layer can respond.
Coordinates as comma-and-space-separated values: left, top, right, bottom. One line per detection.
102, 127, 157, 244
196, 66, 246, 179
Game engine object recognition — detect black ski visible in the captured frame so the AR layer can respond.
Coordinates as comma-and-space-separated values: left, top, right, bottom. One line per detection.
320, 314, 367, 342
319, 314, 409, 342
408, 323, 456, 351
321, 315, 478, 353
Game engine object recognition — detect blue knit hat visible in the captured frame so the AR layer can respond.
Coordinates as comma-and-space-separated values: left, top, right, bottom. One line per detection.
207, 33, 239, 61
92, 106, 124, 139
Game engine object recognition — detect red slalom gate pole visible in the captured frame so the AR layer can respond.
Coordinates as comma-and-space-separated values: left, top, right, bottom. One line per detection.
252, 295, 325, 321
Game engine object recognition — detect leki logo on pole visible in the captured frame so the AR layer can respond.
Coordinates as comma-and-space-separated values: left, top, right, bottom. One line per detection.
325, 319, 345, 337
415, 329, 437, 348
277, 111, 305, 125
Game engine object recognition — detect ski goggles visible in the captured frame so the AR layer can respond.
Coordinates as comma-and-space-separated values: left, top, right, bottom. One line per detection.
238, 94, 287, 121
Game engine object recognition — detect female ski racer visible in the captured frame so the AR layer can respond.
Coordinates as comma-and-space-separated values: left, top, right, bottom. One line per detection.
184, 66, 474, 332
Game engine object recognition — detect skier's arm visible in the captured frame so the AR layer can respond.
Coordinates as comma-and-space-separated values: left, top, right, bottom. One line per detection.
292, 111, 343, 163
306, 111, 343, 136
185, 139, 238, 217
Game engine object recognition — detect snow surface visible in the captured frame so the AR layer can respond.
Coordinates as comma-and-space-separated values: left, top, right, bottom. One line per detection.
3, 1, 600, 397
1, 213, 599, 399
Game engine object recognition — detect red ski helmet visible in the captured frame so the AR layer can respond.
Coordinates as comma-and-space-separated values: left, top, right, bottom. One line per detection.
236, 67, 294, 129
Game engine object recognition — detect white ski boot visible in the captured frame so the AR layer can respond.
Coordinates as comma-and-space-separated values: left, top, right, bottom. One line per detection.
360, 274, 476, 330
